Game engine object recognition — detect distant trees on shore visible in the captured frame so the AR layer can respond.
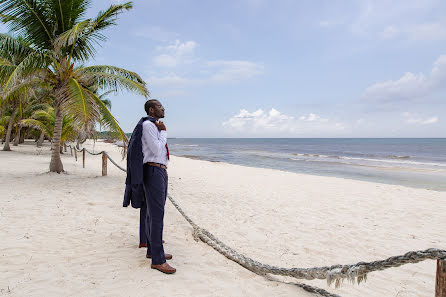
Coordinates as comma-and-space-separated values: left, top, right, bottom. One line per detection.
0, 1, 148, 172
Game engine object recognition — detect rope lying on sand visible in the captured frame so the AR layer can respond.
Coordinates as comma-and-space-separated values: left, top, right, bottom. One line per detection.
167, 193, 446, 285
68, 145, 126, 171
68, 144, 446, 296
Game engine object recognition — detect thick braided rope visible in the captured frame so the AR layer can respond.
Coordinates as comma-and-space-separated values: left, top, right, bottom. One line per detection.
67, 145, 126, 171
84, 149, 103, 156
67, 145, 102, 156
103, 152, 126, 172
167, 194, 446, 286
263, 274, 342, 297
167, 194, 342, 296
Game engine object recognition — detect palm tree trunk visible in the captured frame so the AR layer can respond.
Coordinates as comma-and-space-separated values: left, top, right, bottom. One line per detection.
19, 129, 25, 144
37, 131, 44, 147
2, 107, 18, 151
13, 123, 21, 146
49, 106, 64, 173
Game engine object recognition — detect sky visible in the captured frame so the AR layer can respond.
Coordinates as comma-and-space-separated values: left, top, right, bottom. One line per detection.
85, 0, 444, 137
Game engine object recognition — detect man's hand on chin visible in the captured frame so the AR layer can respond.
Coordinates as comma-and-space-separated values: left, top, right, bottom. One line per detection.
155, 121, 166, 131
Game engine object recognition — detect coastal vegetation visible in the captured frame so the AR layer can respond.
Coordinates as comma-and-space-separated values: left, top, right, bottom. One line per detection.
0, 0, 148, 172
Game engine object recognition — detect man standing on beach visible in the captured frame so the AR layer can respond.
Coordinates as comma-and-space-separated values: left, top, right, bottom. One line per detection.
123, 99, 175, 274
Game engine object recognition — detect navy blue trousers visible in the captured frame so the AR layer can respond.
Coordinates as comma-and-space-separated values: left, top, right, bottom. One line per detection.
139, 204, 147, 246
142, 165, 168, 265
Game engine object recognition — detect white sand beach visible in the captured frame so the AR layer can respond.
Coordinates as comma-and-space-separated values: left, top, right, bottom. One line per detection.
1, 140, 445, 297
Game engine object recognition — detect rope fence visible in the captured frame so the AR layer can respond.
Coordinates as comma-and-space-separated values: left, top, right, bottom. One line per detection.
66, 143, 446, 297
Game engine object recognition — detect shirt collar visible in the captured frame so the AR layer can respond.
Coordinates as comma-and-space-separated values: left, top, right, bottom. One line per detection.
146, 115, 157, 122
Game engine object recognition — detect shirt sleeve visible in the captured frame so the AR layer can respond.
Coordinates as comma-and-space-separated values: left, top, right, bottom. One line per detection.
142, 121, 167, 157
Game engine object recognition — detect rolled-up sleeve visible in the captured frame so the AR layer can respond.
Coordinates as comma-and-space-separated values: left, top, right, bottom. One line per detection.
142, 121, 167, 157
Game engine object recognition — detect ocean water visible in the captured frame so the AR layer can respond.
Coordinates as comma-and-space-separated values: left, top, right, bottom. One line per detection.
167, 138, 446, 191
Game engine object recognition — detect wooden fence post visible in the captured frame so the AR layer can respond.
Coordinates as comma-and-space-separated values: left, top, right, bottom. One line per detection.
74, 148, 77, 161
436, 259, 446, 297
82, 148, 85, 168
102, 152, 107, 176
64, 143, 67, 152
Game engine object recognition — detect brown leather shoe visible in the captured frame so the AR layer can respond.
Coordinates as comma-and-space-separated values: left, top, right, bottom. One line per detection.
138, 240, 165, 248
151, 262, 176, 274
146, 253, 172, 260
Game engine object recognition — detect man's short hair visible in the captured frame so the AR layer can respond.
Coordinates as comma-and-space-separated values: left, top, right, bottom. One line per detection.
144, 99, 159, 115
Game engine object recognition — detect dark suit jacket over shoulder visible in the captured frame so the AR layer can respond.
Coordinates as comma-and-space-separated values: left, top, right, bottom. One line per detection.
123, 117, 148, 208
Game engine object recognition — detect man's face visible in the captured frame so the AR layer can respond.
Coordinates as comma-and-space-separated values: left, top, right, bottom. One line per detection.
150, 101, 165, 118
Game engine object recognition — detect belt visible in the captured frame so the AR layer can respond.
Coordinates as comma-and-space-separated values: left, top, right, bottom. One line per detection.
145, 162, 167, 169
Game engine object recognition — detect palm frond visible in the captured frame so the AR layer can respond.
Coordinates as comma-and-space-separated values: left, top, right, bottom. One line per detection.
76, 65, 148, 97
85, 88, 128, 143
53, 19, 90, 50
66, 77, 99, 127
31, 110, 53, 123
98, 89, 114, 109
0, 33, 35, 61
0, 124, 5, 137
61, 118, 76, 142
23, 102, 50, 115
2, 76, 43, 101
45, 0, 91, 35
21, 118, 52, 137
98, 89, 116, 99
0, 115, 10, 126
0, 58, 16, 81
0, 57, 13, 66
91, 2, 132, 32
101, 98, 111, 109
0, 0, 55, 49
91, 72, 148, 96
66, 2, 133, 61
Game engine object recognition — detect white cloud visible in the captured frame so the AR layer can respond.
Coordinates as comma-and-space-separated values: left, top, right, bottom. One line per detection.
223, 109, 345, 136
208, 60, 264, 83
431, 54, 446, 85
153, 40, 198, 68
153, 54, 178, 68
299, 113, 328, 122
362, 54, 446, 102
223, 108, 294, 132
403, 112, 439, 125
147, 74, 197, 87
148, 59, 263, 88
159, 40, 197, 55
150, 39, 263, 85
362, 72, 428, 102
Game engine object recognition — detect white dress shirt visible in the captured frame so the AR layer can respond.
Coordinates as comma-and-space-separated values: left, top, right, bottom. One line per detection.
141, 120, 168, 166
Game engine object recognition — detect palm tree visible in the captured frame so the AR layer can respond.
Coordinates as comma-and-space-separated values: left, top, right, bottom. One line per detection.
21, 106, 78, 144
0, 1, 149, 172
0, 103, 15, 150
0, 35, 41, 151
0, 113, 6, 138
